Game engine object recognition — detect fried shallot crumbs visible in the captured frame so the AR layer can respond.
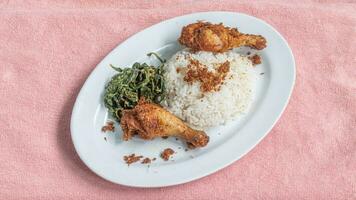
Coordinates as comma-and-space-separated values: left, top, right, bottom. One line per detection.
101, 121, 115, 132
123, 154, 143, 165
160, 148, 175, 161
141, 158, 151, 164
181, 59, 230, 92
248, 54, 262, 65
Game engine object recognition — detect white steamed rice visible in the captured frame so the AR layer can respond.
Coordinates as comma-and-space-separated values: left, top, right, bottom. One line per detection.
163, 49, 256, 130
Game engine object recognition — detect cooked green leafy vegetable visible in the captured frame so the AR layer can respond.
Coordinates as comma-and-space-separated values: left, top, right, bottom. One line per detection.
104, 52, 166, 121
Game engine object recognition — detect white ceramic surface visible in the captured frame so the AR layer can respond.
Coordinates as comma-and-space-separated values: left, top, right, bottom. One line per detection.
70, 11, 295, 187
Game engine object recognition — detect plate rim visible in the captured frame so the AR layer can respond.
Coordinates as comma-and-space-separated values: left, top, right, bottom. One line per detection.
70, 11, 296, 188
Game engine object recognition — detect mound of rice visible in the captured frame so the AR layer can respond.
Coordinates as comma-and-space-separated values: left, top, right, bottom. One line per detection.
163, 49, 256, 130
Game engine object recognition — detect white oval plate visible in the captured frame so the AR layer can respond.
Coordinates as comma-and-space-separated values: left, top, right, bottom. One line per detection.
71, 11, 295, 187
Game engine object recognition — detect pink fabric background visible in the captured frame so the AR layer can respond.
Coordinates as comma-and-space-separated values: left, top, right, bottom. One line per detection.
0, 0, 355, 199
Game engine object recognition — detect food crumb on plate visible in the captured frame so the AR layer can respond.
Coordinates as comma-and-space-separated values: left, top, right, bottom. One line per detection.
141, 157, 151, 164
101, 121, 115, 132
123, 154, 143, 165
248, 54, 262, 65
160, 148, 175, 161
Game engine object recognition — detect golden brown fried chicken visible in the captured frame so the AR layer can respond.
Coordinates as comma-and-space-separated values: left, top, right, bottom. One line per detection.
179, 22, 267, 52
120, 98, 209, 148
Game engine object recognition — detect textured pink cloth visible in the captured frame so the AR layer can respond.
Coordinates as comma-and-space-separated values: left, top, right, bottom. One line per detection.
0, 0, 355, 199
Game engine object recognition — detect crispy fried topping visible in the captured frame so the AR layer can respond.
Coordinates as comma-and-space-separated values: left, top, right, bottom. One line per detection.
101, 121, 115, 132
123, 154, 143, 165
160, 148, 175, 161
248, 54, 262, 65
141, 157, 151, 164
182, 59, 230, 92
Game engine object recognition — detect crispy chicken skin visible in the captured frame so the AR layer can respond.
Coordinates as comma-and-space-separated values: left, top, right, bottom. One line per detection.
120, 99, 209, 148
179, 22, 267, 52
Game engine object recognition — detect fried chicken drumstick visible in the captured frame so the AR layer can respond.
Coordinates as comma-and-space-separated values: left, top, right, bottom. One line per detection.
120, 99, 209, 148
179, 22, 267, 52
